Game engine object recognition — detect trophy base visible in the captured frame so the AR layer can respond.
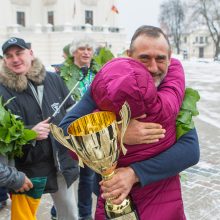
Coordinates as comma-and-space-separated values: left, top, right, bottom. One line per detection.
106, 210, 139, 220
105, 197, 139, 220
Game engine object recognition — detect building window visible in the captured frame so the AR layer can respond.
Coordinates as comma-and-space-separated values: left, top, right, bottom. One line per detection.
85, 10, 93, 25
199, 36, 204, 43
184, 36, 187, 43
195, 36, 198, 43
206, 36, 208, 43
48, 11, 54, 25
17, 11, 25, 26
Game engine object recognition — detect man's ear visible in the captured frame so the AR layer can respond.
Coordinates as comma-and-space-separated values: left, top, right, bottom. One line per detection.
72, 51, 76, 57
168, 51, 172, 65
29, 49, 35, 61
126, 49, 131, 57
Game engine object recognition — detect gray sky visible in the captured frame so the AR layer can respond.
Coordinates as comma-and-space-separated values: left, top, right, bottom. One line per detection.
116, 0, 163, 40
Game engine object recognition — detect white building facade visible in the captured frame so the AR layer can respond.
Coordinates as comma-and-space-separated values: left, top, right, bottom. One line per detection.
180, 27, 215, 59
0, 0, 126, 65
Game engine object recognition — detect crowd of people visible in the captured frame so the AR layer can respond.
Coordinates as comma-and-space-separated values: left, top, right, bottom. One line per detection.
0, 25, 200, 220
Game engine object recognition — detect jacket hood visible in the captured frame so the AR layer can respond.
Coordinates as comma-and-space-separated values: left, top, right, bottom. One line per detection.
0, 58, 46, 92
91, 57, 156, 118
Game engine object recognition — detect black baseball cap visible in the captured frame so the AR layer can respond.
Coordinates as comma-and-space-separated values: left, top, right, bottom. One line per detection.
2, 37, 30, 54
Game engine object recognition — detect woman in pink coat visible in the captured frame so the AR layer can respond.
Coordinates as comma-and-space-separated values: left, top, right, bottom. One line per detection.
91, 57, 186, 220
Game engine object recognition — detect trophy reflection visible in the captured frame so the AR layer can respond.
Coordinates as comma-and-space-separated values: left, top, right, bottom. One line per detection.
50, 102, 139, 219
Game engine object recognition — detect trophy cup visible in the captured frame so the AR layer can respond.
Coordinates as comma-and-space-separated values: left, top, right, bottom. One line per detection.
50, 102, 139, 219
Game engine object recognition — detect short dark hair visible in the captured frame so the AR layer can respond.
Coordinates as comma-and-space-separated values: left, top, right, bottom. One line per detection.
129, 25, 171, 53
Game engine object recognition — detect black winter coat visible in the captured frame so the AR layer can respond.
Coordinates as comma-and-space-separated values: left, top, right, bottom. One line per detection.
0, 68, 79, 193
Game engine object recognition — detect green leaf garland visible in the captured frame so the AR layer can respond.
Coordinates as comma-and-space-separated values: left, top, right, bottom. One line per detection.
0, 97, 37, 158
176, 88, 200, 139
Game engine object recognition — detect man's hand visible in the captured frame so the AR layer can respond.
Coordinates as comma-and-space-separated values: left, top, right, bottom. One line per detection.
16, 176, 33, 193
32, 118, 50, 140
100, 167, 138, 205
124, 114, 166, 145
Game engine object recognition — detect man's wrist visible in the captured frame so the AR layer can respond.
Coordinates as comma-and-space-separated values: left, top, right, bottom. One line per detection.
128, 166, 140, 184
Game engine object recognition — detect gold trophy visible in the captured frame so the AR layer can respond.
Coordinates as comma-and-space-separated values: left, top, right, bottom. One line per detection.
50, 102, 139, 219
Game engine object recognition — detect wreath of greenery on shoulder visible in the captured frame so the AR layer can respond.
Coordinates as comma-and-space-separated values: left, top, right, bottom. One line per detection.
60, 57, 100, 81
176, 88, 200, 139
60, 47, 114, 81
0, 97, 37, 158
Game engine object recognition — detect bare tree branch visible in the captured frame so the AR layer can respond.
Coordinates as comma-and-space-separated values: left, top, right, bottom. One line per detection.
159, 0, 185, 54
189, 0, 220, 58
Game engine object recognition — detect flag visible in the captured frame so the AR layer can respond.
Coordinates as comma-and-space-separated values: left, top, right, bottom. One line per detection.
11, 177, 47, 220
111, 5, 119, 14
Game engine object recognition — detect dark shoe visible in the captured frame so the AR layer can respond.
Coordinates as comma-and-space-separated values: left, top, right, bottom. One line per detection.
0, 200, 7, 210
50, 205, 57, 220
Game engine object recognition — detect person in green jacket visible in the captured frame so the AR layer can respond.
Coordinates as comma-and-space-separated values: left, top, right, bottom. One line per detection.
60, 38, 100, 102
60, 37, 100, 220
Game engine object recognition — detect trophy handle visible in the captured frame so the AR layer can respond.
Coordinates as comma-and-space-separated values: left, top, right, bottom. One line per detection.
50, 123, 74, 150
118, 102, 131, 155
49, 123, 84, 167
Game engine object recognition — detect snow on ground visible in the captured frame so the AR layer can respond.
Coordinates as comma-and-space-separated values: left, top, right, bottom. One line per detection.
181, 58, 220, 129
178, 58, 220, 220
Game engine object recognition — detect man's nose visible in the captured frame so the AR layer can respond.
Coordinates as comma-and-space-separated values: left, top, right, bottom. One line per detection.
11, 55, 19, 62
147, 59, 158, 74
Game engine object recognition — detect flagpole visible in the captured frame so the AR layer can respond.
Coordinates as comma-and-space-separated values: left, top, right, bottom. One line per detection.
72, 0, 76, 21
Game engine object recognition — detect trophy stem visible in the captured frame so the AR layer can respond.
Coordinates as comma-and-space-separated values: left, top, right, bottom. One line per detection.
102, 171, 115, 181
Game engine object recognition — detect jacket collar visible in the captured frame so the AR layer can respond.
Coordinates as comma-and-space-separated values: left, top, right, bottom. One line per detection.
0, 58, 46, 92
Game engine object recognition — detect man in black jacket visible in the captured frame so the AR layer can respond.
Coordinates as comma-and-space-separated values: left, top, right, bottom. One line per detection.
0, 37, 79, 220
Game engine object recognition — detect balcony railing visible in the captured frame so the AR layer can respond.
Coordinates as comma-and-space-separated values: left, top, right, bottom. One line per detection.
6, 23, 124, 34
193, 41, 208, 47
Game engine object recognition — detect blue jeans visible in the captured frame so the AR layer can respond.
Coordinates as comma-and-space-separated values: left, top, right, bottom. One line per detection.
93, 173, 101, 197
0, 187, 8, 202
78, 165, 95, 218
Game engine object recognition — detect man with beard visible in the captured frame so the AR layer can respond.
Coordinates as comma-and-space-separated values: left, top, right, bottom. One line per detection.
0, 37, 79, 220
60, 26, 200, 220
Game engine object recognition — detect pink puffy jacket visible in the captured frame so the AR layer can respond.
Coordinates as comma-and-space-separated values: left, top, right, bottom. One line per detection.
91, 57, 186, 220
